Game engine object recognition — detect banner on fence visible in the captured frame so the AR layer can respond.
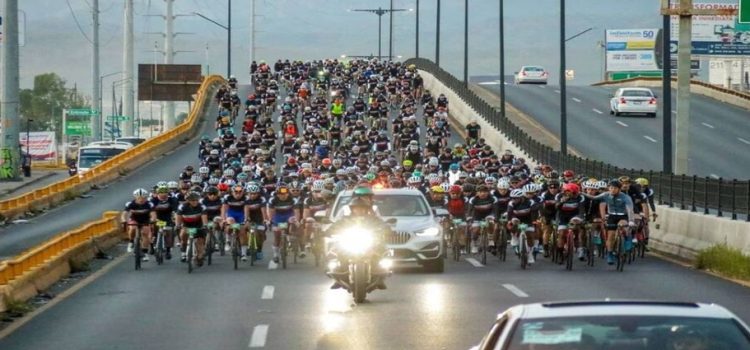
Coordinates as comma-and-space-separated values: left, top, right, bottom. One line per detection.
19, 131, 57, 160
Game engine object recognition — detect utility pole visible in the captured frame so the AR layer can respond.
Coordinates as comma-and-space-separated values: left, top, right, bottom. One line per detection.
92, 0, 101, 141
661, 0, 737, 174
463, 0, 469, 86
559, 0, 567, 156
499, 0, 506, 120
415, 0, 419, 58
1, 0, 21, 180
164, 0, 176, 130
351, 7, 409, 60
435, 0, 441, 66
661, 0, 673, 174
122, 0, 135, 136
251, 0, 256, 66
228, 0, 232, 77
389, 0, 393, 61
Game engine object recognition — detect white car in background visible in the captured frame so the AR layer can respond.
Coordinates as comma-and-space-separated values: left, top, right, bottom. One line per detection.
514, 66, 548, 84
610, 87, 658, 117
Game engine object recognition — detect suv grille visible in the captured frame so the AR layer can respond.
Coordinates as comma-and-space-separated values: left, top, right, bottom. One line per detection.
386, 231, 412, 244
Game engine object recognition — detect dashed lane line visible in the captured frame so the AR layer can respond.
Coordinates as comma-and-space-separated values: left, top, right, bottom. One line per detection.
701, 122, 715, 129
465, 257, 484, 267
644, 136, 658, 143
738, 137, 750, 145
249, 325, 269, 348
261, 285, 275, 300
616, 121, 629, 127
502, 284, 529, 298
592, 108, 603, 114
572, 97, 581, 103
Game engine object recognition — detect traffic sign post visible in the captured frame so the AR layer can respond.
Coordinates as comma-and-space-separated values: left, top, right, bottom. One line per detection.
741, 0, 750, 23
67, 109, 99, 117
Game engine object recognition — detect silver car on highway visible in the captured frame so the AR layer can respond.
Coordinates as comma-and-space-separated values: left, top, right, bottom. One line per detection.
610, 87, 658, 117
472, 300, 750, 350
514, 66, 549, 84
327, 188, 446, 273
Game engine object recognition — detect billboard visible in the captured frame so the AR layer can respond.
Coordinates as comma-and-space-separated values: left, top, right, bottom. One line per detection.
606, 29, 660, 72
19, 131, 57, 161
670, 0, 750, 55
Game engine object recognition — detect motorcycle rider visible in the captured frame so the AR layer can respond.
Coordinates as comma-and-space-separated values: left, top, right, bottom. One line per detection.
325, 196, 391, 291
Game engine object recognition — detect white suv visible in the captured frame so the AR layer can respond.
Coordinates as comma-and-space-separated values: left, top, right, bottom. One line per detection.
326, 188, 445, 273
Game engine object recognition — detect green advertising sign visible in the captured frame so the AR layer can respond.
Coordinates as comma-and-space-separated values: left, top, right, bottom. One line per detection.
741, 0, 750, 24
108, 115, 130, 121
65, 121, 92, 136
67, 108, 99, 117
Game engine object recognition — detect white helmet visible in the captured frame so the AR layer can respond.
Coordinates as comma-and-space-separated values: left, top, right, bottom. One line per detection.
510, 189, 524, 198
522, 184, 537, 193
223, 169, 235, 177
497, 181, 510, 190
312, 180, 325, 191
199, 166, 210, 175
133, 188, 149, 198
167, 181, 179, 189
242, 165, 253, 172
428, 157, 439, 167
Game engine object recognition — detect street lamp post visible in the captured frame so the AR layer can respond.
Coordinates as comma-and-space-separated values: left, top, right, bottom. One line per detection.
560, 0, 567, 157
463, 0, 469, 87
193, 0, 231, 77
436, 0, 441, 66
351, 6, 411, 60
499, 0, 506, 120
415, 0, 419, 58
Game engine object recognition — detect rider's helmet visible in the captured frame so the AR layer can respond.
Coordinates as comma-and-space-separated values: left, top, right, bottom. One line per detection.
562, 182, 580, 196
430, 185, 445, 194
133, 188, 149, 198
635, 178, 649, 187
510, 189, 524, 198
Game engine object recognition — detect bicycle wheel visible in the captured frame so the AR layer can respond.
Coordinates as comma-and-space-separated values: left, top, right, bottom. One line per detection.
134, 228, 142, 271
586, 230, 595, 267
281, 234, 288, 269
565, 231, 574, 271
292, 236, 298, 265
187, 238, 194, 274
520, 233, 528, 270
232, 232, 239, 270
248, 230, 257, 267
481, 229, 488, 265
550, 229, 558, 263
498, 229, 507, 262
155, 231, 164, 265
616, 234, 625, 272
452, 229, 461, 262
219, 231, 226, 256
206, 231, 214, 266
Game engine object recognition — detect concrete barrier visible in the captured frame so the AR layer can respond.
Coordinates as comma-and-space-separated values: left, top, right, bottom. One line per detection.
0, 211, 122, 312
419, 69, 538, 168
649, 204, 750, 261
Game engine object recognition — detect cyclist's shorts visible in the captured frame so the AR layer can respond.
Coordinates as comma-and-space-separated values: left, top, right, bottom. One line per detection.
606, 214, 628, 230
227, 210, 245, 224
183, 225, 207, 238
272, 213, 294, 226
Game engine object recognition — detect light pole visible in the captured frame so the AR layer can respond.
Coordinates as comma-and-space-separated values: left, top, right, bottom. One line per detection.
193, 0, 231, 77
560, 0, 567, 157
415, 0, 420, 58
435, 0, 441, 66
463, 0, 469, 86
499, 0, 505, 120
351, 6, 410, 60
99, 71, 122, 140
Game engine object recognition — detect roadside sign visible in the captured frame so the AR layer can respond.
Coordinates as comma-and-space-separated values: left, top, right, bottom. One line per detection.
65, 121, 92, 136
67, 109, 99, 117
741, 0, 749, 23
108, 115, 130, 121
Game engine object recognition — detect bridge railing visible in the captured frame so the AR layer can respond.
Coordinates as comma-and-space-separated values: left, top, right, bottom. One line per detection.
406, 58, 749, 220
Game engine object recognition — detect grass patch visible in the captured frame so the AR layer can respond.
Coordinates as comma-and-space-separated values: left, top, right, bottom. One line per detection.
3, 297, 33, 316
695, 245, 750, 281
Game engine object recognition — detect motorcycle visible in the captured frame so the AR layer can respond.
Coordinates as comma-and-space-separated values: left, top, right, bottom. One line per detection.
324, 224, 393, 304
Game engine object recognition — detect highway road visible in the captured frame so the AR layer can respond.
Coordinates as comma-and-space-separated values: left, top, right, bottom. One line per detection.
472, 76, 750, 180
1, 244, 749, 349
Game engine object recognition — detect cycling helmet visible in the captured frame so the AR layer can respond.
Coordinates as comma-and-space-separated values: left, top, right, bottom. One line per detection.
523, 183, 538, 194
205, 186, 219, 195
223, 169, 235, 177
199, 166, 210, 175
322, 158, 332, 166
428, 157, 439, 167
485, 176, 497, 186
597, 181, 608, 190
462, 183, 475, 193
562, 182, 580, 196
497, 181, 510, 190
474, 171, 487, 179
242, 165, 253, 173
167, 181, 179, 190
563, 169, 575, 178
441, 183, 452, 193
156, 181, 168, 188
231, 184, 244, 193
247, 184, 261, 193
190, 174, 203, 184
449, 185, 463, 194
618, 175, 631, 184
186, 191, 201, 201
430, 185, 445, 193
208, 177, 220, 185
635, 177, 649, 186
185, 165, 194, 172
133, 188, 149, 198
608, 180, 622, 188
312, 180, 325, 191
217, 183, 230, 192
510, 189, 524, 198
408, 176, 422, 185
449, 163, 460, 171
403, 159, 413, 167
237, 173, 249, 181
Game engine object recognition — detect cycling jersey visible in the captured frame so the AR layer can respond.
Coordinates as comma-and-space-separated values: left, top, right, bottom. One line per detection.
555, 193, 585, 224
125, 201, 153, 224
150, 196, 178, 224
469, 195, 497, 221
223, 194, 248, 223
200, 197, 222, 220
246, 195, 267, 224
506, 198, 538, 225
304, 197, 328, 216
446, 197, 467, 218
177, 203, 205, 228
268, 196, 298, 224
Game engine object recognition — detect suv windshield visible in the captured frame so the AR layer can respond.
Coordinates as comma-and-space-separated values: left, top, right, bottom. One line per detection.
508, 315, 750, 349
333, 194, 430, 217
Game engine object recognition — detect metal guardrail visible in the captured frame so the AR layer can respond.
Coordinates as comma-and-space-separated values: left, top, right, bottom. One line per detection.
0, 75, 225, 219
406, 58, 750, 220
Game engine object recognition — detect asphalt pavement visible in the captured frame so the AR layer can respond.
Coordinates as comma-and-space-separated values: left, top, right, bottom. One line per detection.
0, 94, 218, 261
472, 76, 750, 179
1, 243, 749, 350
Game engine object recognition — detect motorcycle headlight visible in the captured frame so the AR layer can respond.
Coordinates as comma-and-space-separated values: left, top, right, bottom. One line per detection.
332, 227, 374, 255
416, 227, 440, 237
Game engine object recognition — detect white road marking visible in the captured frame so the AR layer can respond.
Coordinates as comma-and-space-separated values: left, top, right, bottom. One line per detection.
701, 122, 715, 129
538, 85, 546, 89
710, 174, 720, 179
502, 284, 529, 298
554, 89, 561, 94
616, 121, 629, 127
644, 136, 658, 143
249, 325, 269, 348
671, 110, 677, 114
572, 97, 581, 103
268, 260, 278, 270
465, 257, 484, 267
478, 81, 501, 86
592, 108, 603, 114
261, 285, 275, 300
738, 137, 750, 145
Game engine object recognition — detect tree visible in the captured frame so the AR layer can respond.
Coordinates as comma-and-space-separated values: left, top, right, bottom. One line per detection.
20, 73, 89, 138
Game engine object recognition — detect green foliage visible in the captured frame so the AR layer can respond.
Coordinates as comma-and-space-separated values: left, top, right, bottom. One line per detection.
20, 73, 90, 137
3, 296, 33, 316
695, 245, 750, 281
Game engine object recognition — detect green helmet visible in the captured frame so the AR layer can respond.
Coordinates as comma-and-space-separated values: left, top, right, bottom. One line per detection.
412, 171, 423, 178
353, 185, 373, 197
365, 173, 376, 182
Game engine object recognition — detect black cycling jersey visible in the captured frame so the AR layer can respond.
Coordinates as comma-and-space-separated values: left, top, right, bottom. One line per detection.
201, 197, 222, 220
222, 194, 248, 212
150, 196, 178, 224
246, 195, 266, 223
125, 200, 153, 224
177, 203, 205, 228
469, 195, 497, 220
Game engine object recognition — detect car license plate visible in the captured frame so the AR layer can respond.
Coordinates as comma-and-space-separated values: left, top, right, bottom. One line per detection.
632, 101, 642, 105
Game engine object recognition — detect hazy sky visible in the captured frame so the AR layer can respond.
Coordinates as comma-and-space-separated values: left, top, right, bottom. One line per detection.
8, 0, 669, 108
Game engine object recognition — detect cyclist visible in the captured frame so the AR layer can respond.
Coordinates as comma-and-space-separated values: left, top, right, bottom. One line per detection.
555, 182, 586, 262
268, 184, 300, 264
122, 189, 157, 260
586, 180, 636, 265
176, 191, 209, 266
506, 188, 540, 264
150, 184, 179, 260
467, 185, 497, 254
246, 183, 269, 261
221, 184, 251, 262
302, 180, 329, 257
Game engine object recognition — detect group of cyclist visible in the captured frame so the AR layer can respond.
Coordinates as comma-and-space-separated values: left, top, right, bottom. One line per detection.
122, 57, 657, 270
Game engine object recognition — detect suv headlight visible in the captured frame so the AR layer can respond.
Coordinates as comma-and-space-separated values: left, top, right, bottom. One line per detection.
416, 227, 440, 237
